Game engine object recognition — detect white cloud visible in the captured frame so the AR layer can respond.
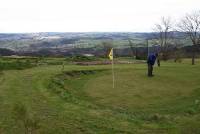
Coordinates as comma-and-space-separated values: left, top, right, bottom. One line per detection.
0, 0, 199, 32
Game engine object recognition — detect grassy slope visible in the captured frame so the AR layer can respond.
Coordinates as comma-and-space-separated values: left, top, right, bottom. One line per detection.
0, 60, 200, 133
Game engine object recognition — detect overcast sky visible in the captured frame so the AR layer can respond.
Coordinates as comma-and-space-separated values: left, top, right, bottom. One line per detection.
0, 0, 199, 33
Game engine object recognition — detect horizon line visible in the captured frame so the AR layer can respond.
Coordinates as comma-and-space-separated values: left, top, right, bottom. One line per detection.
0, 31, 178, 34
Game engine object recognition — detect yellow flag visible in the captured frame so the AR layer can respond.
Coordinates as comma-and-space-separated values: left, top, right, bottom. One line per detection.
108, 48, 113, 60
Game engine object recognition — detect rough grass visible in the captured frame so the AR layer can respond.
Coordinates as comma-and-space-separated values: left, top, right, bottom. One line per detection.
0, 58, 200, 133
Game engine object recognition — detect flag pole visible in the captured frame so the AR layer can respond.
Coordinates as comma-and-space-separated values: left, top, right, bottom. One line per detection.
108, 48, 115, 88
112, 55, 115, 88
147, 39, 149, 57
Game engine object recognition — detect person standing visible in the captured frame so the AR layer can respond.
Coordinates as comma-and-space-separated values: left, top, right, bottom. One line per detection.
147, 53, 158, 77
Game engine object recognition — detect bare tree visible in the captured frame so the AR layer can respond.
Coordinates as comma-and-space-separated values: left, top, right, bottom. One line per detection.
102, 41, 113, 57
178, 11, 200, 65
172, 37, 184, 63
153, 17, 174, 60
128, 39, 137, 59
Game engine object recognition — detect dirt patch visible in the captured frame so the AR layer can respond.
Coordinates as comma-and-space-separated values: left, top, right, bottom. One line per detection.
74, 60, 145, 65
63, 69, 106, 77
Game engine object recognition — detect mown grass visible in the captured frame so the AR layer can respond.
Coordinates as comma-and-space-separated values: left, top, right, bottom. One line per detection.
0, 58, 200, 133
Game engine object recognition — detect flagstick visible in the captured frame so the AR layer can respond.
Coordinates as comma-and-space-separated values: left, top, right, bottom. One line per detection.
112, 56, 115, 88
109, 48, 115, 88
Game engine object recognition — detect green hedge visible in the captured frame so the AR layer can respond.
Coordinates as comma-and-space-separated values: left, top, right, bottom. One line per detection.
0, 60, 35, 70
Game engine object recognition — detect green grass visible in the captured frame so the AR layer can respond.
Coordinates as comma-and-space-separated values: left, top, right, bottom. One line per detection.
0, 59, 200, 133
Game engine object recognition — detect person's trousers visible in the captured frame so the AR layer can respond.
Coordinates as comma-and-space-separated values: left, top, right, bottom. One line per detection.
148, 64, 153, 76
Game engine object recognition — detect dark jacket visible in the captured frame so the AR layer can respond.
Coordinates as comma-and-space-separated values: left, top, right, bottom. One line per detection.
147, 54, 157, 65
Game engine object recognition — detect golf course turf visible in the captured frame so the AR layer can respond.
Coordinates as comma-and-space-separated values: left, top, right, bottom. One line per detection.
0, 59, 200, 133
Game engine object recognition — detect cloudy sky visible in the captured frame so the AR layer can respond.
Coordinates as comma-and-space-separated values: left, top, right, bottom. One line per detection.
0, 0, 199, 33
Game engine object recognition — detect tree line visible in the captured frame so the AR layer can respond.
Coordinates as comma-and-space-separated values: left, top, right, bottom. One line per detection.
153, 10, 200, 65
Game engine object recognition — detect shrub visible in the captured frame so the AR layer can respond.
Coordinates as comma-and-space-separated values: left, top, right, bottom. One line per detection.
0, 60, 35, 70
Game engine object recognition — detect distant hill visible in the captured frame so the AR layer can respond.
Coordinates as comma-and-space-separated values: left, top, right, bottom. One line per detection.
0, 32, 192, 56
